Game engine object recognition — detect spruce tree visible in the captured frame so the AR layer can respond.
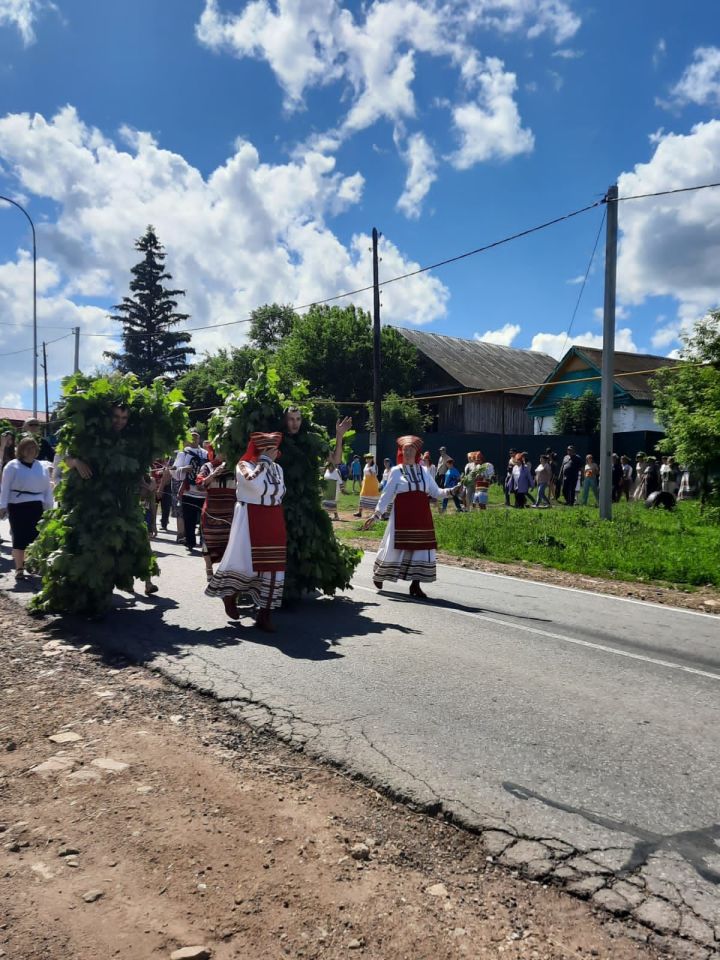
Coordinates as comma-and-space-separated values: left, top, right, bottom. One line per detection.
104, 226, 194, 383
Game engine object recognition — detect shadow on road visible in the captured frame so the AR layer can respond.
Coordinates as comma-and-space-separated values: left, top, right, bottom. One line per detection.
35, 592, 418, 666
378, 589, 554, 624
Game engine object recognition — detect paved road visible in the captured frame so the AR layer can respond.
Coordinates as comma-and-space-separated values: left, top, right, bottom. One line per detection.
2, 523, 720, 950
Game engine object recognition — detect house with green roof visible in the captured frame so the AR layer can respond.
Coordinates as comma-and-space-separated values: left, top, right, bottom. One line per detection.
526, 346, 678, 436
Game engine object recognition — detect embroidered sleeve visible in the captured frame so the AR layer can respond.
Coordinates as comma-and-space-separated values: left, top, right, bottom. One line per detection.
374, 467, 401, 516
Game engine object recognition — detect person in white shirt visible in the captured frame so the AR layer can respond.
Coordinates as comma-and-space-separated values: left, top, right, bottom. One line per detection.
0, 436, 53, 581
172, 429, 208, 552
322, 459, 342, 521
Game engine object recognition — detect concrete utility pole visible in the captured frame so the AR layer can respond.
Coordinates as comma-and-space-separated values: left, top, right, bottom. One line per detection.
73, 326, 80, 373
0, 196, 37, 416
599, 185, 618, 520
371, 227, 382, 460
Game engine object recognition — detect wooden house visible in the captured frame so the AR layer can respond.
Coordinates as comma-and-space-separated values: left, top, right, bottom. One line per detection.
395, 327, 556, 434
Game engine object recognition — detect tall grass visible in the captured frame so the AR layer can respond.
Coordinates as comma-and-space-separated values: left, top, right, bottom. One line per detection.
337, 493, 720, 588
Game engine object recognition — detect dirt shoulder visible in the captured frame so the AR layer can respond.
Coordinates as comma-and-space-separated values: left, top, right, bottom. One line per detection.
335, 519, 720, 615
0, 593, 667, 960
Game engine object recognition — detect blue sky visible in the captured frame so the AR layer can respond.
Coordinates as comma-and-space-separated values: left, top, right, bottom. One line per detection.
0, 0, 719, 410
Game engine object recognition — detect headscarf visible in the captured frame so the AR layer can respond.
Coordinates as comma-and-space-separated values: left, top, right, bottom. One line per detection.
240, 431, 283, 463
396, 435, 423, 465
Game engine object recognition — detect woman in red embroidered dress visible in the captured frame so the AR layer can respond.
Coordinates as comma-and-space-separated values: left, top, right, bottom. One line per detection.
362, 435, 460, 598
205, 432, 286, 632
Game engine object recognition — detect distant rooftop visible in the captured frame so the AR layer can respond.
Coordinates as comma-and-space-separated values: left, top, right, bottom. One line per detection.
394, 327, 556, 396
0, 407, 48, 423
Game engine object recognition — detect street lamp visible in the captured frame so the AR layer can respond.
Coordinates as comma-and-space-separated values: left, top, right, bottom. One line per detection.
0, 195, 37, 417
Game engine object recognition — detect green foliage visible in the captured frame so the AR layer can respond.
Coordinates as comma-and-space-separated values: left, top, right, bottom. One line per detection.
340, 490, 720, 588
104, 226, 194, 384
28, 373, 188, 616
176, 346, 261, 427
209, 362, 361, 600
0, 418, 14, 436
248, 303, 298, 352
653, 311, 720, 510
366, 391, 431, 436
553, 389, 601, 435
274, 305, 419, 421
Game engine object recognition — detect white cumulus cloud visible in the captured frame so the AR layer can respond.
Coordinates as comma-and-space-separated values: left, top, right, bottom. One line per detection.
667, 46, 720, 108
616, 120, 720, 326
530, 328, 638, 360
474, 322, 520, 345
0, 0, 48, 45
396, 131, 438, 218
449, 58, 534, 168
0, 106, 449, 407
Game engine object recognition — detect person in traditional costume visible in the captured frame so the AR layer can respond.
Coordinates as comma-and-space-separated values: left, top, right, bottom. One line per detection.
197, 452, 237, 581
353, 454, 380, 518
322, 458, 342, 521
361, 435, 461, 599
205, 432, 286, 632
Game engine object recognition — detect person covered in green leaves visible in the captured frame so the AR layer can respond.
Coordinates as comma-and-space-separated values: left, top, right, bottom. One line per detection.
28, 373, 187, 617
209, 366, 361, 605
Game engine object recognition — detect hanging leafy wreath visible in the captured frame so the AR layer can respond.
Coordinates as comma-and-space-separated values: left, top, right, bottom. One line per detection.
209, 362, 361, 601
28, 373, 187, 616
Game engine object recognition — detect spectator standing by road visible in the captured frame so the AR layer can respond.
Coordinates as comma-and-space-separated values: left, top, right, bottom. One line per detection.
440, 458, 464, 513
0, 436, 54, 581
436, 447, 449, 487
22, 417, 54, 464
559, 445, 582, 506
580, 454, 600, 506
643, 457, 660, 497
611, 453, 623, 503
533, 455, 552, 508
504, 448, 517, 507
172, 429, 208, 553
510, 455, 533, 508
350, 455, 362, 493
661, 456, 679, 495
632, 453, 647, 500
620, 456, 633, 501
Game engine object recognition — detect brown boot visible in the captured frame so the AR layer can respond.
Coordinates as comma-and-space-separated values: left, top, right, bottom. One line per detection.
255, 608, 276, 633
223, 594, 240, 620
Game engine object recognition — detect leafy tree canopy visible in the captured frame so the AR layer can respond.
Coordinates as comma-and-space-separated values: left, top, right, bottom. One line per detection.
366, 392, 431, 436
553, 389, 601, 435
176, 346, 261, 427
105, 226, 194, 384
248, 303, 298, 352
274, 305, 419, 423
653, 310, 720, 508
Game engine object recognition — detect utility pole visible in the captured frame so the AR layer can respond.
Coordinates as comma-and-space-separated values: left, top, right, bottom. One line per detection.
371, 227, 382, 460
0, 196, 37, 416
41, 340, 49, 428
599, 185, 618, 520
73, 326, 80, 373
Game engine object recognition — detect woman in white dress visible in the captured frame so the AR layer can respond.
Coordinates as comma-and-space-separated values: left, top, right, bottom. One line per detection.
205, 432, 286, 632
362, 435, 460, 599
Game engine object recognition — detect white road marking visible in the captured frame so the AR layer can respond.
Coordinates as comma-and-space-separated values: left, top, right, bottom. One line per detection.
358, 548, 719, 620
353, 584, 720, 683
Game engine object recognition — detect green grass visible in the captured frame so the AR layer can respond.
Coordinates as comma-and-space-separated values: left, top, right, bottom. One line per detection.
335, 487, 720, 589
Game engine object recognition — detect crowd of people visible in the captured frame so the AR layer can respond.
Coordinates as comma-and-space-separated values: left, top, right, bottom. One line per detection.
0, 409, 698, 630
326, 444, 694, 514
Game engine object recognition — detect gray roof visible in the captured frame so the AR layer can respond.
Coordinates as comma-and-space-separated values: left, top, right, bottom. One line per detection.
572, 347, 680, 401
394, 327, 556, 396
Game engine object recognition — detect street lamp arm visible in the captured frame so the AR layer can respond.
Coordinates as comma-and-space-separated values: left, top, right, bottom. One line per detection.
0, 195, 38, 417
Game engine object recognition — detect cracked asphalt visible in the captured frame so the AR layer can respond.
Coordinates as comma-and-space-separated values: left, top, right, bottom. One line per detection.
2, 523, 719, 955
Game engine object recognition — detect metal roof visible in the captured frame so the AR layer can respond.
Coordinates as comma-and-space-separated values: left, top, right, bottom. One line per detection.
573, 347, 680, 401
394, 327, 557, 396
0, 407, 47, 422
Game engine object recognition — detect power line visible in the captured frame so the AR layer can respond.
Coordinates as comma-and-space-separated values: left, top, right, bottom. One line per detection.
559, 207, 606, 359
0, 331, 71, 358
4, 180, 720, 344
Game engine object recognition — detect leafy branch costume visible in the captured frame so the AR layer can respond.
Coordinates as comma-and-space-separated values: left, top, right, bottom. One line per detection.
29, 374, 187, 616
209, 365, 361, 601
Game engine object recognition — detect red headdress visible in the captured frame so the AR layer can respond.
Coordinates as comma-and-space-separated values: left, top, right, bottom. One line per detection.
396, 434, 423, 465
240, 431, 283, 463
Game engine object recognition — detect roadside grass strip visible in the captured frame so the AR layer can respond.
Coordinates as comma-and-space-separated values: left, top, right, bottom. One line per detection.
337, 491, 720, 589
